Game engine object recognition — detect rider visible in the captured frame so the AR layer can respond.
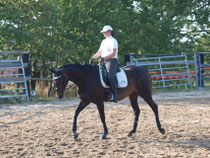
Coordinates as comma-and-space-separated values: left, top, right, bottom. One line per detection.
90, 25, 119, 102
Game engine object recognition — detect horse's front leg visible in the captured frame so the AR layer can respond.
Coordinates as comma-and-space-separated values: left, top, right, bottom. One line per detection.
72, 100, 90, 139
127, 93, 140, 137
96, 102, 108, 139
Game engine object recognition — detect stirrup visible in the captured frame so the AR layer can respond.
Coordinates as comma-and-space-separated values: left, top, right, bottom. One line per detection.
109, 94, 118, 103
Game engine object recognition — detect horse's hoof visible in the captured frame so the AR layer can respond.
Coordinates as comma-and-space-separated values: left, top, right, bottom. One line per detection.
127, 130, 135, 137
72, 132, 78, 139
127, 132, 132, 137
100, 134, 107, 139
160, 128, 165, 135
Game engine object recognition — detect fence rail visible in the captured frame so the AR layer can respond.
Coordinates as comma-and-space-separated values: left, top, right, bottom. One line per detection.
30, 78, 53, 81
126, 54, 194, 89
0, 51, 30, 102
0, 51, 28, 54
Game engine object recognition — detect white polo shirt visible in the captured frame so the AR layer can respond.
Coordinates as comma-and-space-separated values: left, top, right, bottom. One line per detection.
100, 36, 118, 59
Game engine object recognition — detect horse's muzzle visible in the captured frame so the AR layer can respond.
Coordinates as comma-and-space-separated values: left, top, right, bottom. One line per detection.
58, 95, 63, 99
56, 93, 63, 99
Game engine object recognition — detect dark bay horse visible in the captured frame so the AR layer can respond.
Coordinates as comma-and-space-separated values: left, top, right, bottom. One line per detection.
50, 63, 165, 139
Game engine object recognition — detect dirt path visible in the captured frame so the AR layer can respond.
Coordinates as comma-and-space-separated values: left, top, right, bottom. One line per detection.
0, 89, 210, 158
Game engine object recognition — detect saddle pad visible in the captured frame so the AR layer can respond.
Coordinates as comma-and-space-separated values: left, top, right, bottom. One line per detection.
99, 65, 128, 88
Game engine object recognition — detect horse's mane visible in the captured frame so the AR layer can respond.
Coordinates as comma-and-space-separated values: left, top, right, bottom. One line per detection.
59, 63, 98, 72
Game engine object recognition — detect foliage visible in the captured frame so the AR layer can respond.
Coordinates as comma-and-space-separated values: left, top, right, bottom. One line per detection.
0, 0, 209, 75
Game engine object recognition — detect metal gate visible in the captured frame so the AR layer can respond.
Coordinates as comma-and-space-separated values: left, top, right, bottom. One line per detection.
196, 52, 210, 88
0, 52, 29, 102
127, 54, 194, 89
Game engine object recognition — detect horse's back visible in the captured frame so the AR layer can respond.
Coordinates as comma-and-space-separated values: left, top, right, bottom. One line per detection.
123, 65, 152, 92
123, 65, 150, 77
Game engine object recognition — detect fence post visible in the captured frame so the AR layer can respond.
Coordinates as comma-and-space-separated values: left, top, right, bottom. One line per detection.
158, 57, 165, 88
185, 55, 192, 89
198, 53, 205, 88
194, 53, 198, 89
124, 54, 130, 66
22, 53, 31, 97
198, 53, 202, 88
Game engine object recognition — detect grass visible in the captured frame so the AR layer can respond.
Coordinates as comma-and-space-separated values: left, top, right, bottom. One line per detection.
1, 85, 209, 105
0, 97, 24, 104
0, 96, 77, 105
152, 85, 210, 94
0, 91, 26, 104
29, 96, 77, 103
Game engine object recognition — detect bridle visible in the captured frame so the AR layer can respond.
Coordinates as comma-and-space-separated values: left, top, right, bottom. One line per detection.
53, 75, 62, 80
53, 72, 68, 91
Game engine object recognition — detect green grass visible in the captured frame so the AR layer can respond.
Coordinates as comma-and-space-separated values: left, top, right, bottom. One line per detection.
152, 85, 207, 94
0, 97, 24, 104
0, 89, 77, 104
1, 86, 209, 105
29, 96, 76, 103
0, 91, 25, 104
0, 96, 76, 105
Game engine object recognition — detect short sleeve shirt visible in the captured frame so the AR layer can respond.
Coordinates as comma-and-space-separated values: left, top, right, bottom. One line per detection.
100, 36, 118, 59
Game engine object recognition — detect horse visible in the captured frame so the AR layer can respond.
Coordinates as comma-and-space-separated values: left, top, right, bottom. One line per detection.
50, 63, 165, 139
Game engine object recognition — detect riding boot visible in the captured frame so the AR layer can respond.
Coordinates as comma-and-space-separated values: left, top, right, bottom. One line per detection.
109, 77, 118, 103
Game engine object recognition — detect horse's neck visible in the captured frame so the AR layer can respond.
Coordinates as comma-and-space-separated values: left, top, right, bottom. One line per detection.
65, 64, 97, 86
67, 69, 86, 85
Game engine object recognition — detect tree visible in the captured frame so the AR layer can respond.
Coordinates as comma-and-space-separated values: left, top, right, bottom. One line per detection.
0, 0, 209, 79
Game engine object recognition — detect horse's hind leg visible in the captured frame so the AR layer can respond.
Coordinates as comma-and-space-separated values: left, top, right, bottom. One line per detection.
141, 94, 165, 134
72, 100, 90, 139
127, 92, 140, 137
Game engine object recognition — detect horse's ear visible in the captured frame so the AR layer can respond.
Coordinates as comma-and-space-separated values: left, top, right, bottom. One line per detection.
49, 69, 57, 74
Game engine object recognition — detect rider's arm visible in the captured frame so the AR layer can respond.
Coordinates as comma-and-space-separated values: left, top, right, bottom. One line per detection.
92, 49, 103, 60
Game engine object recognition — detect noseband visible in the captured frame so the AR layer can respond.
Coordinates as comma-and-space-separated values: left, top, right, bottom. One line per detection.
53, 71, 68, 91
53, 75, 62, 80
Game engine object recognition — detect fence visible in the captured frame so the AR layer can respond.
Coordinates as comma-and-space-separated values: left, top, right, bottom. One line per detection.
0, 51, 30, 102
195, 52, 210, 88
125, 54, 195, 89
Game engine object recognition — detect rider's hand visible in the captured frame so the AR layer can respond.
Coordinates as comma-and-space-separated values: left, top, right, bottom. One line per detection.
99, 57, 104, 63
89, 57, 94, 64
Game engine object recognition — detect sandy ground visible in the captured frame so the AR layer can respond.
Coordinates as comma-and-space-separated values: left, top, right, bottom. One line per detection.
0, 89, 210, 158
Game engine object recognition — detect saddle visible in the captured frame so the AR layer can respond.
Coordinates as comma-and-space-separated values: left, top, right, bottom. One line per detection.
99, 63, 128, 88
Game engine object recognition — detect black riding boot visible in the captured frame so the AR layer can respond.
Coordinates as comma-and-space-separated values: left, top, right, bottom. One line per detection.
109, 77, 118, 103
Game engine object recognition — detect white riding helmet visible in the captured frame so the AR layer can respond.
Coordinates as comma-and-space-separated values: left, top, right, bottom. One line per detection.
100, 25, 113, 33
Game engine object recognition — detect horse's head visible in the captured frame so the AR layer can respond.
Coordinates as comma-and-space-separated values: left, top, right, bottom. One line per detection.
50, 68, 69, 99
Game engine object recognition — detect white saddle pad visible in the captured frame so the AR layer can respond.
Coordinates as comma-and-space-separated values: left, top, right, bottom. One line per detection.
99, 65, 128, 88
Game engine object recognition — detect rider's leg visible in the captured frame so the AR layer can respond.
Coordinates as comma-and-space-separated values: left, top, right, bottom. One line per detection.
108, 76, 118, 102
104, 59, 118, 102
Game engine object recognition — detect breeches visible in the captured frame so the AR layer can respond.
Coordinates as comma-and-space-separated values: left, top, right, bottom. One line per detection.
104, 58, 118, 80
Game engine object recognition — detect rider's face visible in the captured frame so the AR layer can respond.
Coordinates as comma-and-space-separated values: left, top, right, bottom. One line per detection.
103, 30, 111, 38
